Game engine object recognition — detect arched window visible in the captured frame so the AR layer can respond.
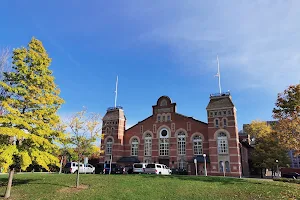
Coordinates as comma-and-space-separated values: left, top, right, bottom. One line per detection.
111, 127, 115, 134
162, 115, 165, 122
218, 132, 228, 154
131, 138, 139, 156
157, 115, 161, 122
178, 158, 186, 169
167, 115, 171, 121
225, 161, 230, 172
159, 129, 169, 156
144, 133, 152, 156
193, 135, 203, 155
106, 127, 110, 134
215, 119, 219, 128
223, 118, 227, 127
219, 161, 224, 172
177, 132, 186, 155
106, 138, 112, 155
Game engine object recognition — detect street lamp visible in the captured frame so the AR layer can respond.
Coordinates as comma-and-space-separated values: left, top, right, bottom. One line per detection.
194, 158, 198, 176
203, 154, 207, 176
275, 160, 279, 177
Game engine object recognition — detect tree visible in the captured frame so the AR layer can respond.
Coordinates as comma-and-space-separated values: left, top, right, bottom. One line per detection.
0, 38, 64, 198
273, 84, 300, 154
245, 121, 290, 178
65, 109, 102, 188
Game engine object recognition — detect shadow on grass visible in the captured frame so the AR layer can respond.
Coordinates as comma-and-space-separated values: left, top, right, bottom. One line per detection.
140, 175, 267, 185
0, 177, 69, 188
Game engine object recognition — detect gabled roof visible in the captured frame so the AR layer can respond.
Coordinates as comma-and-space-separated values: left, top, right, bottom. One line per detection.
175, 113, 208, 125
125, 115, 153, 131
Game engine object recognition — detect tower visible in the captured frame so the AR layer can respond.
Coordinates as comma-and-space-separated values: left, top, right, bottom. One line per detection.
206, 92, 242, 177
100, 106, 126, 163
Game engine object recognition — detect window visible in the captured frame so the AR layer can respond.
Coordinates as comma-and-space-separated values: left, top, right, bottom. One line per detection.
144, 133, 152, 156
218, 132, 228, 154
187, 122, 191, 131
171, 123, 175, 132
111, 127, 115, 134
193, 135, 203, 155
214, 112, 217, 116
225, 161, 230, 172
210, 112, 213, 117
215, 119, 219, 128
167, 115, 171, 121
140, 125, 143, 134
153, 124, 157, 133
223, 118, 227, 127
160, 138, 169, 156
227, 110, 232, 115
106, 138, 112, 155
162, 116, 165, 122
106, 127, 110, 134
178, 159, 186, 169
219, 161, 224, 172
158, 116, 161, 122
177, 132, 186, 155
131, 138, 139, 156
218, 111, 221, 116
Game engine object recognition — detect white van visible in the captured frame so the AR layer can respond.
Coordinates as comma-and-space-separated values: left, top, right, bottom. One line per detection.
144, 163, 171, 175
133, 163, 147, 174
63, 162, 95, 174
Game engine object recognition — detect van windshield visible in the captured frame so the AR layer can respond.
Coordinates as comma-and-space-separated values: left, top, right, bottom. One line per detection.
134, 164, 143, 168
146, 164, 155, 168
64, 163, 71, 168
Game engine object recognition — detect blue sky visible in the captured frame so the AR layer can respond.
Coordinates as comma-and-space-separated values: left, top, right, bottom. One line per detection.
1, 0, 299, 130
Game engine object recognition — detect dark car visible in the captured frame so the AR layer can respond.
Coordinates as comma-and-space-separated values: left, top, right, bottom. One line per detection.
103, 163, 124, 174
282, 172, 300, 179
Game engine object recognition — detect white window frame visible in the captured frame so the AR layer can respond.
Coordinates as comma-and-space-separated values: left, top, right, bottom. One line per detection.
193, 135, 203, 155
177, 132, 186, 155
218, 132, 228, 154
178, 158, 186, 169
131, 138, 139, 156
215, 119, 219, 128
106, 138, 113, 155
144, 133, 152, 156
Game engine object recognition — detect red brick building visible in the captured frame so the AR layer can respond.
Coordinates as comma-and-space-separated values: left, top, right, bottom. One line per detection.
100, 93, 244, 177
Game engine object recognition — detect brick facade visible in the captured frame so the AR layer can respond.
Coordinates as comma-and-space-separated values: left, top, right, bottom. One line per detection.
100, 93, 243, 177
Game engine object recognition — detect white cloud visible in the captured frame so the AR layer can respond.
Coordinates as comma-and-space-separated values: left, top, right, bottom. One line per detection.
126, 0, 300, 92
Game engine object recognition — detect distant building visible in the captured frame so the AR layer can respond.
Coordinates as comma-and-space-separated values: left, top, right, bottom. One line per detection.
100, 93, 251, 177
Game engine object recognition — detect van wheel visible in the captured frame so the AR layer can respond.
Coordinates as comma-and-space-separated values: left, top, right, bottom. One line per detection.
74, 170, 78, 174
159, 172, 161, 175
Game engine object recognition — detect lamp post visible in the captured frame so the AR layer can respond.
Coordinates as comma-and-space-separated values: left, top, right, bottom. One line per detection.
275, 160, 279, 177
194, 158, 198, 176
222, 161, 225, 177
203, 154, 207, 176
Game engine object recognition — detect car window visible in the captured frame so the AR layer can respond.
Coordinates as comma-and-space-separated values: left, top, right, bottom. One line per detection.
64, 163, 71, 168
157, 165, 161, 168
134, 164, 143, 168
146, 164, 155, 168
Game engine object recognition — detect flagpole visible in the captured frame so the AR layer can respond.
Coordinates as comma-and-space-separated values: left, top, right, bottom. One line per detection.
114, 76, 118, 108
217, 55, 222, 94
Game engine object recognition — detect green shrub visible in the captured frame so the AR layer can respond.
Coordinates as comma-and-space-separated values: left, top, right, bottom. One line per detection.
273, 178, 300, 184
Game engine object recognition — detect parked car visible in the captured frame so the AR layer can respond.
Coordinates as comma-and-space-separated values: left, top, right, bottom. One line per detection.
95, 163, 105, 174
282, 172, 300, 179
103, 163, 124, 174
133, 163, 148, 174
144, 163, 171, 175
63, 162, 95, 174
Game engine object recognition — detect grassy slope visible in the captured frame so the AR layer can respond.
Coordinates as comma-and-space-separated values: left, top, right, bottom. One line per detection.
0, 174, 299, 200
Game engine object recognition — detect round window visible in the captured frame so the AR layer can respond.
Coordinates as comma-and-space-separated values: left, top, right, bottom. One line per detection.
161, 130, 168, 137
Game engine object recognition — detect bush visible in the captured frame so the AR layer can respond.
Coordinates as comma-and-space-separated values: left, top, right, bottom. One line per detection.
273, 178, 300, 184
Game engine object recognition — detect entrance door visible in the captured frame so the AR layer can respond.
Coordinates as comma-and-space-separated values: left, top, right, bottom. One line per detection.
159, 159, 170, 167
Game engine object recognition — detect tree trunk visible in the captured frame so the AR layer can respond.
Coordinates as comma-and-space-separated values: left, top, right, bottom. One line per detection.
76, 158, 80, 188
59, 156, 63, 174
260, 168, 263, 178
4, 168, 14, 199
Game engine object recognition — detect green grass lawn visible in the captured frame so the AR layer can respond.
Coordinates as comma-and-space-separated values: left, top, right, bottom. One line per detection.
0, 173, 299, 200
